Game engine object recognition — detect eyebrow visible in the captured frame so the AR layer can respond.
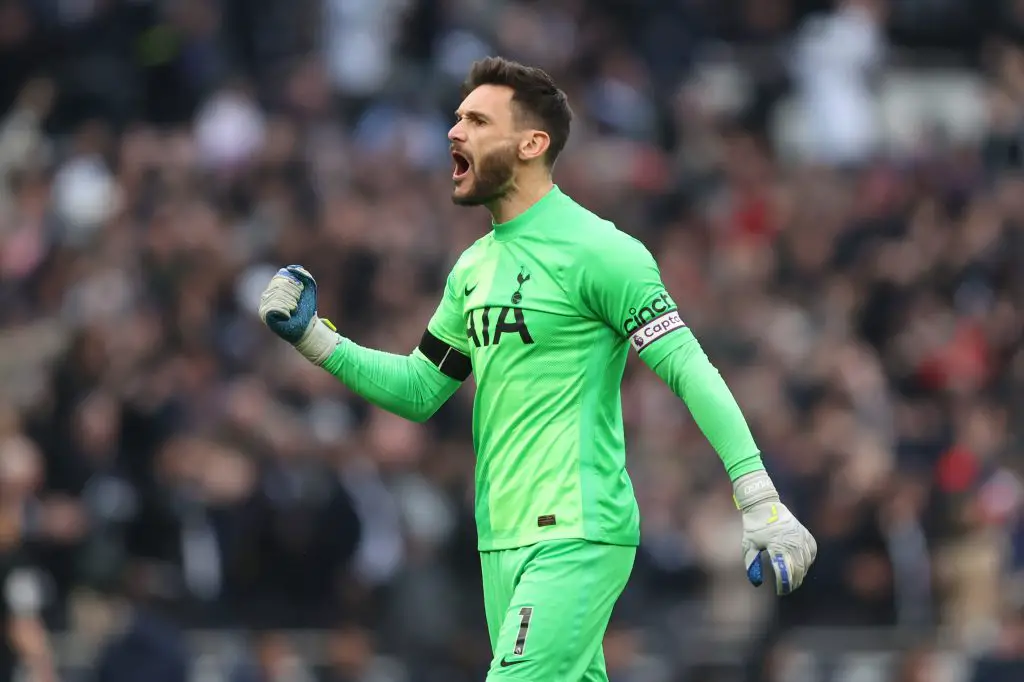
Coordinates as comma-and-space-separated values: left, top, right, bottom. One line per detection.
454, 109, 490, 123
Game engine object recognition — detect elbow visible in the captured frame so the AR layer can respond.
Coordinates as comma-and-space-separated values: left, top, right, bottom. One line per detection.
399, 365, 457, 422
374, 401, 431, 423
393, 397, 445, 423
405, 400, 444, 423
398, 406, 430, 423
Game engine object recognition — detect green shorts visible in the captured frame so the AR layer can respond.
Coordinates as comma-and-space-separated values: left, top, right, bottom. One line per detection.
481, 538, 636, 682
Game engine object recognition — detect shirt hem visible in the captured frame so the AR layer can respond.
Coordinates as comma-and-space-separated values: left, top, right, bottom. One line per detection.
477, 528, 640, 552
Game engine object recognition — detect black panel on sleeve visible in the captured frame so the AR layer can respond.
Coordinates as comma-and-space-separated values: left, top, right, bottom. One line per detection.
418, 330, 472, 381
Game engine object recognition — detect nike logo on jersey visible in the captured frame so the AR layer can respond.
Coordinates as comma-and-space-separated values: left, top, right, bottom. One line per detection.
464, 283, 478, 296
499, 657, 529, 667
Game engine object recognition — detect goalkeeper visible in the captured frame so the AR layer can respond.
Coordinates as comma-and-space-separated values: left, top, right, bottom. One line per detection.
259, 57, 817, 682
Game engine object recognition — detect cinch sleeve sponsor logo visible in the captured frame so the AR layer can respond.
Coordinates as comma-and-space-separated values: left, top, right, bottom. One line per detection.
621, 292, 675, 335
629, 311, 686, 352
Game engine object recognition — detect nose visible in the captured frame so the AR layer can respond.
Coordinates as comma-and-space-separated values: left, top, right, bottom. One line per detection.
448, 121, 465, 144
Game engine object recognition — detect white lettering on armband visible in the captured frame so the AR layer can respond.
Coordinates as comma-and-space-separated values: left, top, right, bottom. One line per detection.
629, 311, 686, 353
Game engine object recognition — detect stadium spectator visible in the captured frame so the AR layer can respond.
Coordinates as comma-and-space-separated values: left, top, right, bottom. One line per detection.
0, 1, 1022, 680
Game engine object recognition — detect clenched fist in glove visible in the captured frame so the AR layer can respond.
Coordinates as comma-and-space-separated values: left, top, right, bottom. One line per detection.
734, 470, 817, 595
258, 265, 340, 365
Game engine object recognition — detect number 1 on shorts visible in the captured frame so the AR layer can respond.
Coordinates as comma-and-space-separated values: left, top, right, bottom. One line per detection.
513, 607, 533, 656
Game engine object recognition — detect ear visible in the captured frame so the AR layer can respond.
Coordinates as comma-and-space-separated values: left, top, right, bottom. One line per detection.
518, 130, 551, 163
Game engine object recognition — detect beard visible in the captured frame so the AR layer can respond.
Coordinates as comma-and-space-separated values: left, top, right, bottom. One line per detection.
452, 143, 517, 206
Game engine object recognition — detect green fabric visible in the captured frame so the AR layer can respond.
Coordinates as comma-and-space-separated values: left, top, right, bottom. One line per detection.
325, 185, 763, 551
480, 539, 635, 681
321, 343, 459, 422
647, 335, 765, 480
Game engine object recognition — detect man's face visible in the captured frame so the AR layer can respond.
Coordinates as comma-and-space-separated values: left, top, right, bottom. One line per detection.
448, 84, 521, 207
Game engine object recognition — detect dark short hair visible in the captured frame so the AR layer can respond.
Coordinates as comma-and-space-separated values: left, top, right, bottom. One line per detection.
462, 57, 572, 168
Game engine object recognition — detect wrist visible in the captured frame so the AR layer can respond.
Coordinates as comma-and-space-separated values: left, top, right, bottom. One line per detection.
294, 317, 341, 365
732, 470, 779, 511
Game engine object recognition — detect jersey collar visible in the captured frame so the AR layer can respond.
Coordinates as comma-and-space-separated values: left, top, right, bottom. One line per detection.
492, 185, 563, 242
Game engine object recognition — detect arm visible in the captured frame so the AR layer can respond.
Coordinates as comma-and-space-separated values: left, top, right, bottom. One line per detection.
259, 265, 471, 423
324, 265, 472, 422
647, 336, 764, 480
8, 617, 56, 682
5, 567, 56, 682
322, 335, 465, 423
578, 229, 816, 594
577, 231, 763, 481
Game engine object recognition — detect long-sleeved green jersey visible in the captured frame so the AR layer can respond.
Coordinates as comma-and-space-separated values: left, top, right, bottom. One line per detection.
322, 186, 764, 551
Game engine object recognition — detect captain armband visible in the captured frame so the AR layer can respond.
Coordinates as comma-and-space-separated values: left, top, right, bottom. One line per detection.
620, 292, 688, 354
418, 330, 472, 381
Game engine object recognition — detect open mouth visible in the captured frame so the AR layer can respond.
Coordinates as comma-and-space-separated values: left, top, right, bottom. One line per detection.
452, 151, 471, 181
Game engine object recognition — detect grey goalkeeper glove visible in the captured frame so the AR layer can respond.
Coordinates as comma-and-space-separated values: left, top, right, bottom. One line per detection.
258, 265, 340, 365
733, 470, 817, 595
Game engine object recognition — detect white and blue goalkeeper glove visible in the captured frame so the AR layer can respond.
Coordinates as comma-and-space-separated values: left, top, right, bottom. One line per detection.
733, 470, 817, 595
258, 265, 339, 365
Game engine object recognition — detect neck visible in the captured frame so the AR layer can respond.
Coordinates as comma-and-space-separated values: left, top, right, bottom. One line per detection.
487, 176, 554, 224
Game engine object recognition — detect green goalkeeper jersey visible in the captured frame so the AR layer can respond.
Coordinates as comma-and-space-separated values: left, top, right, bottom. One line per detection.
323, 186, 764, 551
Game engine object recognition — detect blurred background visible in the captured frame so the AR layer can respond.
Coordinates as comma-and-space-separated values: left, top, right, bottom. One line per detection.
0, 0, 1023, 681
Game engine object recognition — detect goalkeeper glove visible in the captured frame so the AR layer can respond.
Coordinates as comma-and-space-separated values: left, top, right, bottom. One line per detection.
734, 470, 817, 595
258, 265, 339, 365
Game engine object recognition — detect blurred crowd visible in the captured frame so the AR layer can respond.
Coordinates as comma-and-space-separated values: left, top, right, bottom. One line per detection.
2, 0, 1024, 681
